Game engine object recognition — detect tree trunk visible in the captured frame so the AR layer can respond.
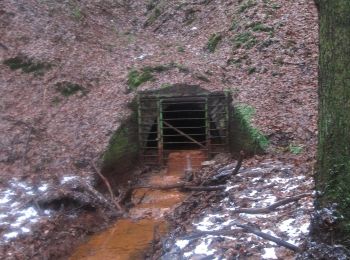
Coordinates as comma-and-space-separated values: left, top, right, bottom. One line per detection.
315, 0, 350, 245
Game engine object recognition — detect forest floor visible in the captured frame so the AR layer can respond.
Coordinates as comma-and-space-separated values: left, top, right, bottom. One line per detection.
0, 0, 319, 259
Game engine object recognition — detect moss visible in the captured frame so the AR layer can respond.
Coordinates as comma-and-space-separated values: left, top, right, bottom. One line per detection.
127, 69, 154, 91
206, 33, 222, 53
146, 0, 160, 11
194, 73, 210, 82
144, 7, 162, 27
72, 7, 84, 21
3, 56, 51, 76
250, 22, 274, 32
288, 144, 303, 154
161, 83, 172, 88
232, 32, 257, 49
230, 104, 269, 155
247, 67, 256, 74
230, 19, 238, 31
102, 110, 139, 173
177, 46, 185, 53
126, 63, 189, 92
239, 0, 257, 13
55, 81, 87, 97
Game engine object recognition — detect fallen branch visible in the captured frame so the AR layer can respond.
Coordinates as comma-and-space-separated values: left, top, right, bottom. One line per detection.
235, 223, 301, 252
232, 193, 312, 214
92, 161, 122, 211
208, 151, 245, 185
134, 183, 226, 192
179, 222, 301, 252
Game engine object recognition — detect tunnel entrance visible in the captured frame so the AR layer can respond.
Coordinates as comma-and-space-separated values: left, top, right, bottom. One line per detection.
138, 85, 230, 166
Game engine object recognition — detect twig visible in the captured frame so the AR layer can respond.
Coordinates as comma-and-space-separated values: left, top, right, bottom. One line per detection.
91, 161, 120, 209
232, 193, 313, 214
134, 183, 226, 192
179, 223, 301, 252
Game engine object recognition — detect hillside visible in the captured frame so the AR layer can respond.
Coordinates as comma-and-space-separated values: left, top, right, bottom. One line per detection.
0, 0, 318, 258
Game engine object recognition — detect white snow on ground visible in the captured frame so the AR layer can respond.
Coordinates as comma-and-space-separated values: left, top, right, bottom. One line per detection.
193, 236, 216, 255
175, 239, 190, 249
0, 175, 80, 244
262, 247, 278, 259
171, 160, 314, 259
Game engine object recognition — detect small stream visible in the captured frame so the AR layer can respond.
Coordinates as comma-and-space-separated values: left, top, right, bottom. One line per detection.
70, 150, 206, 260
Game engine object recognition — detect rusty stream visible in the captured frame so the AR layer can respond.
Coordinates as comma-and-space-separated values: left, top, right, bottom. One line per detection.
70, 150, 205, 260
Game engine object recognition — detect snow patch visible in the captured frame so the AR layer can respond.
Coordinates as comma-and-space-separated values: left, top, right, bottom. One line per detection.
193, 237, 215, 255
176, 239, 190, 249
262, 247, 277, 259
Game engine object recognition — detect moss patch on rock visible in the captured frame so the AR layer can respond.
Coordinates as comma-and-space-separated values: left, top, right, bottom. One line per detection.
230, 104, 269, 155
102, 102, 139, 175
126, 63, 189, 92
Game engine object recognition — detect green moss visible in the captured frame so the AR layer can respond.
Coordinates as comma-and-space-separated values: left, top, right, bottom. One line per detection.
55, 81, 87, 97
3, 56, 51, 76
144, 7, 162, 27
232, 32, 257, 49
126, 63, 189, 92
102, 112, 139, 172
146, 0, 160, 11
230, 19, 238, 31
239, 0, 257, 13
194, 73, 210, 82
289, 144, 303, 154
127, 69, 154, 91
161, 83, 172, 88
247, 67, 256, 74
72, 7, 83, 21
177, 46, 185, 53
230, 104, 269, 155
250, 22, 274, 32
206, 33, 222, 53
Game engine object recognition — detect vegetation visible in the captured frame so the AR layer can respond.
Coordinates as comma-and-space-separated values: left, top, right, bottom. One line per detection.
288, 144, 303, 154
250, 22, 274, 32
232, 32, 257, 49
144, 7, 162, 27
239, 0, 257, 13
127, 69, 155, 91
3, 56, 52, 76
206, 33, 222, 52
230, 104, 269, 155
127, 63, 189, 92
55, 81, 87, 97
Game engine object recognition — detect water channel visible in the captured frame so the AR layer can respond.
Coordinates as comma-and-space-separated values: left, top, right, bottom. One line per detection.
70, 150, 206, 259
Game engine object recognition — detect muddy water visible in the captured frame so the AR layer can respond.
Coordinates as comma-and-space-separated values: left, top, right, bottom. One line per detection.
70, 150, 206, 260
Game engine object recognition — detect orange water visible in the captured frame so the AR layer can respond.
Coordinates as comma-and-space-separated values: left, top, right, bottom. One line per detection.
70, 150, 205, 260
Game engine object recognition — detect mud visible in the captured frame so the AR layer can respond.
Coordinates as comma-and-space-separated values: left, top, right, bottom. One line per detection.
70, 150, 205, 259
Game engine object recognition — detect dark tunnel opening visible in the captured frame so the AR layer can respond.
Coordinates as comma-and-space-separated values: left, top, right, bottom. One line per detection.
146, 101, 222, 151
